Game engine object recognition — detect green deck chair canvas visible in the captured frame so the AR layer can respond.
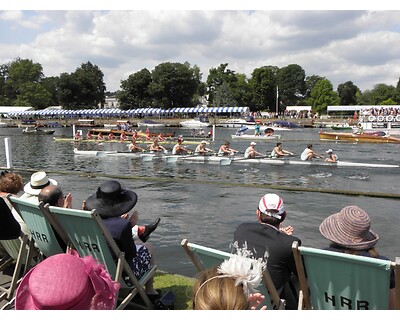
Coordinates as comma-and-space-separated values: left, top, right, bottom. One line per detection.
44, 204, 156, 310
7, 195, 66, 258
292, 241, 400, 310
181, 238, 285, 310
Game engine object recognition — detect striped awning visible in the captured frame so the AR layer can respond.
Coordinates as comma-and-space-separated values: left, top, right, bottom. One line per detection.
7, 106, 249, 117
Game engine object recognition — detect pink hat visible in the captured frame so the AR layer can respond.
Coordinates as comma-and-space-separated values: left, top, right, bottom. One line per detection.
15, 250, 120, 310
258, 193, 286, 219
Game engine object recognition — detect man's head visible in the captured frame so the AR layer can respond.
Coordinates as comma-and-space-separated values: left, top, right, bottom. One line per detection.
307, 144, 313, 149
276, 142, 282, 147
257, 193, 286, 226
38, 185, 64, 207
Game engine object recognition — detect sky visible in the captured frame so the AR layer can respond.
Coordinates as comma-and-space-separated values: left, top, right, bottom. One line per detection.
1, 2, 400, 94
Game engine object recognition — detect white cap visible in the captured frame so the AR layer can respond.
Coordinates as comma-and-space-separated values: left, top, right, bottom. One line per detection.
201, 140, 208, 144
258, 193, 286, 219
250, 142, 257, 146
326, 149, 333, 154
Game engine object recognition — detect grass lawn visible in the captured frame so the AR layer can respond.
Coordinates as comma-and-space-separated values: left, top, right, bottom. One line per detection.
154, 271, 195, 310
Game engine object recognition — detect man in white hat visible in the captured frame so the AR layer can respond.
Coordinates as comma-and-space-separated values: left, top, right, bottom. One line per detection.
234, 193, 301, 309
194, 140, 213, 155
20, 171, 58, 204
244, 142, 264, 159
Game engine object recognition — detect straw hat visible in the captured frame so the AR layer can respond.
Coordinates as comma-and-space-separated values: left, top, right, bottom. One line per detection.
319, 206, 379, 250
15, 250, 120, 310
23, 171, 57, 196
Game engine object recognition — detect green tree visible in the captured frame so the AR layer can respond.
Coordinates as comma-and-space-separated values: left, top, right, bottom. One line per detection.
206, 63, 238, 106
14, 82, 53, 108
337, 81, 360, 105
308, 79, 339, 114
358, 84, 396, 105
41, 76, 60, 106
276, 64, 306, 108
58, 62, 106, 108
213, 81, 236, 107
250, 66, 277, 111
149, 62, 199, 108
231, 73, 252, 108
117, 68, 152, 109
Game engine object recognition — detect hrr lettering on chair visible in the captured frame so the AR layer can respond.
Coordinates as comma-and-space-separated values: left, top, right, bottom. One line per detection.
324, 292, 369, 310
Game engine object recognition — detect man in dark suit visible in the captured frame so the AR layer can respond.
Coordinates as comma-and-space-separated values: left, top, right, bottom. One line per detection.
234, 193, 301, 309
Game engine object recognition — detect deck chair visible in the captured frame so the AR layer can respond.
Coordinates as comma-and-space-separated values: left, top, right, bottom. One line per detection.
0, 233, 36, 309
7, 195, 68, 259
43, 204, 157, 310
181, 238, 285, 310
292, 241, 400, 310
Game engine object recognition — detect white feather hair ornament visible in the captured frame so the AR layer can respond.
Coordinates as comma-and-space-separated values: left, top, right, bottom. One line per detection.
218, 242, 267, 295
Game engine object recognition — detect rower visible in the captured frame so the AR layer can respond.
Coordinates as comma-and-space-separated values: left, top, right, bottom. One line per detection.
148, 137, 167, 152
120, 131, 127, 141
195, 141, 213, 155
244, 142, 263, 159
218, 141, 238, 156
172, 138, 191, 155
271, 142, 293, 158
108, 132, 116, 140
300, 144, 324, 161
128, 139, 144, 153
86, 131, 93, 140
97, 132, 104, 140
325, 149, 338, 163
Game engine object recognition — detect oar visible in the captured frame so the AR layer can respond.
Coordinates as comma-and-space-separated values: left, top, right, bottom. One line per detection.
140, 153, 157, 162
165, 152, 209, 163
220, 154, 271, 166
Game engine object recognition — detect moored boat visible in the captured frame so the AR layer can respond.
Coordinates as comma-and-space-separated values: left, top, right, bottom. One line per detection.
319, 131, 400, 143
137, 119, 165, 128
22, 128, 55, 135
180, 116, 211, 128
231, 134, 281, 140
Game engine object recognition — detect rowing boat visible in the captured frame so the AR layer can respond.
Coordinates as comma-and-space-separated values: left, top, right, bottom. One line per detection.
73, 149, 398, 169
55, 137, 203, 145
22, 129, 55, 135
219, 157, 399, 168
319, 131, 400, 143
231, 134, 281, 140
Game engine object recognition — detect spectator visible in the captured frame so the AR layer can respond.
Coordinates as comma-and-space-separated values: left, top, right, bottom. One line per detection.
234, 193, 300, 309
20, 171, 57, 204
319, 205, 396, 309
192, 245, 267, 310
84, 180, 160, 298
15, 249, 120, 310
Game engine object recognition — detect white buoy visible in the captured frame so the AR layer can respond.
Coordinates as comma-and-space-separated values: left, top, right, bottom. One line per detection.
72, 124, 76, 138
4, 137, 13, 168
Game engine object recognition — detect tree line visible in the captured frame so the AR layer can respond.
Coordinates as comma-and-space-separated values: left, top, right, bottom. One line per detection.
1, 57, 400, 114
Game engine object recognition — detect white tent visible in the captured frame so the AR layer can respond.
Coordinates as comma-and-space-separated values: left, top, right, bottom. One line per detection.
286, 106, 311, 112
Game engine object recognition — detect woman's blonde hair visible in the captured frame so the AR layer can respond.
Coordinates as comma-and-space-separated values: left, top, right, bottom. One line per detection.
192, 267, 249, 310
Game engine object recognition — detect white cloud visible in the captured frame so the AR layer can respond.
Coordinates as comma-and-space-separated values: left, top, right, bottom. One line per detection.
1, 10, 400, 93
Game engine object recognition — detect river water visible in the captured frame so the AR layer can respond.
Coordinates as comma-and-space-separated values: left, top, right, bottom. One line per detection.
0, 125, 399, 277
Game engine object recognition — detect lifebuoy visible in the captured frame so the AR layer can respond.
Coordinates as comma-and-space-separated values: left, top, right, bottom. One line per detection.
377, 115, 384, 122
368, 115, 376, 122
386, 115, 394, 122
396, 115, 400, 122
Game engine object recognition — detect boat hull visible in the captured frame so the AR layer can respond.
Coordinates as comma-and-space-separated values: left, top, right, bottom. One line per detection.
319, 131, 400, 143
22, 130, 55, 135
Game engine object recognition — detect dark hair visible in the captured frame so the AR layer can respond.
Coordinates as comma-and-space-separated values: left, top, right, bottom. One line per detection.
259, 211, 286, 226
276, 142, 282, 146
307, 144, 313, 148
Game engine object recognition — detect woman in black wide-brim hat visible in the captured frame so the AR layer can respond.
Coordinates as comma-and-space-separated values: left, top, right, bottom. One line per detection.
319, 205, 396, 309
84, 180, 160, 298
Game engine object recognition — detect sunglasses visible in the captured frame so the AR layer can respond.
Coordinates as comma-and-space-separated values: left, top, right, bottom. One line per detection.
0, 170, 10, 176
